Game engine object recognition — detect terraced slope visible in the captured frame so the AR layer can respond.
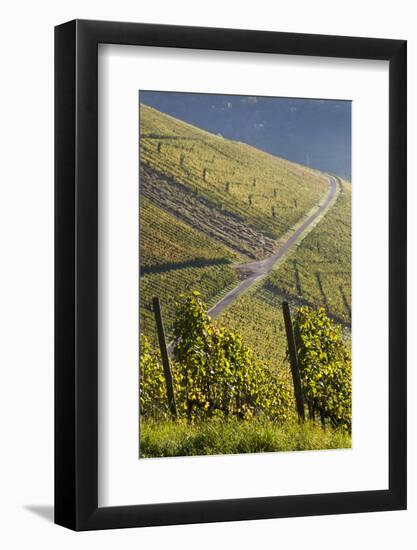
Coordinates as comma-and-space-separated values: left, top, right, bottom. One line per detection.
140, 104, 328, 260
139, 104, 348, 352
140, 197, 241, 271
267, 179, 351, 325
140, 198, 239, 344
220, 180, 351, 373
140, 165, 276, 260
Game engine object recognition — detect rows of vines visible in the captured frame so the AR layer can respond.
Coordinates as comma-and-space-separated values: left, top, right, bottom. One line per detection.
140, 292, 292, 422
140, 292, 351, 432
140, 103, 328, 241
294, 306, 352, 431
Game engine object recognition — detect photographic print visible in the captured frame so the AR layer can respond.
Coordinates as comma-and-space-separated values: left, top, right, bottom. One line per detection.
139, 91, 351, 458
54, 21, 406, 530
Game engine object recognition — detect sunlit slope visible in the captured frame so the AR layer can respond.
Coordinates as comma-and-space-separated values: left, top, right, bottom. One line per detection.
220, 180, 351, 373
267, 180, 351, 325
140, 198, 239, 344
140, 197, 240, 271
140, 103, 328, 260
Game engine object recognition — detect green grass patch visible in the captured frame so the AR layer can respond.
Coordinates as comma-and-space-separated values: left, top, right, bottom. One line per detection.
139, 417, 351, 458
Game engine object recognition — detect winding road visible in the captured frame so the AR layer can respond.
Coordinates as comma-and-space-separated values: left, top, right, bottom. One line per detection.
208, 175, 339, 319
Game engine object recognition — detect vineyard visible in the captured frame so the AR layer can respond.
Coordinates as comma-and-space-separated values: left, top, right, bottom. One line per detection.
140, 197, 240, 270
140, 104, 328, 247
219, 180, 351, 373
141, 266, 238, 346
139, 102, 352, 457
220, 282, 293, 374
140, 293, 351, 456
140, 164, 277, 260
267, 180, 351, 325
140, 198, 240, 344
139, 104, 336, 346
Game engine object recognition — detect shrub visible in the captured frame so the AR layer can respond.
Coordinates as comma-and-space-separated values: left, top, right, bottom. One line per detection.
139, 292, 292, 423
294, 306, 351, 431
172, 292, 291, 421
139, 334, 170, 419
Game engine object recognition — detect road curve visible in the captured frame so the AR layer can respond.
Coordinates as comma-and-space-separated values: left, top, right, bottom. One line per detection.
208, 175, 339, 319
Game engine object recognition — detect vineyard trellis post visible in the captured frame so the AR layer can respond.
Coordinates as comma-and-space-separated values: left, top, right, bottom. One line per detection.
319, 409, 326, 430
282, 301, 305, 422
152, 296, 177, 419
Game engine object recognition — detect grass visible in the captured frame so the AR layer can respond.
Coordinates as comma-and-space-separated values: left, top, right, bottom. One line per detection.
140, 417, 351, 458
140, 164, 276, 260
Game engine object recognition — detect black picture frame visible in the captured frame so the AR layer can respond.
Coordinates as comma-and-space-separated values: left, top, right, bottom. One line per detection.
55, 19, 407, 531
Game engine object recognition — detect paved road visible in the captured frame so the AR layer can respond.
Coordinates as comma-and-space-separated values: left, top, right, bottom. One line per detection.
208, 175, 339, 319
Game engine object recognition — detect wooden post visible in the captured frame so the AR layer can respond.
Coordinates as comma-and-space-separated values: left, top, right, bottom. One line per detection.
152, 296, 177, 419
319, 408, 326, 430
282, 301, 305, 421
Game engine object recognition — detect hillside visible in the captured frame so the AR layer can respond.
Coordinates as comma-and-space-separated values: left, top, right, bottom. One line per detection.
220, 180, 351, 372
138, 99, 352, 458
140, 198, 239, 343
267, 179, 351, 325
140, 104, 328, 259
139, 104, 347, 348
